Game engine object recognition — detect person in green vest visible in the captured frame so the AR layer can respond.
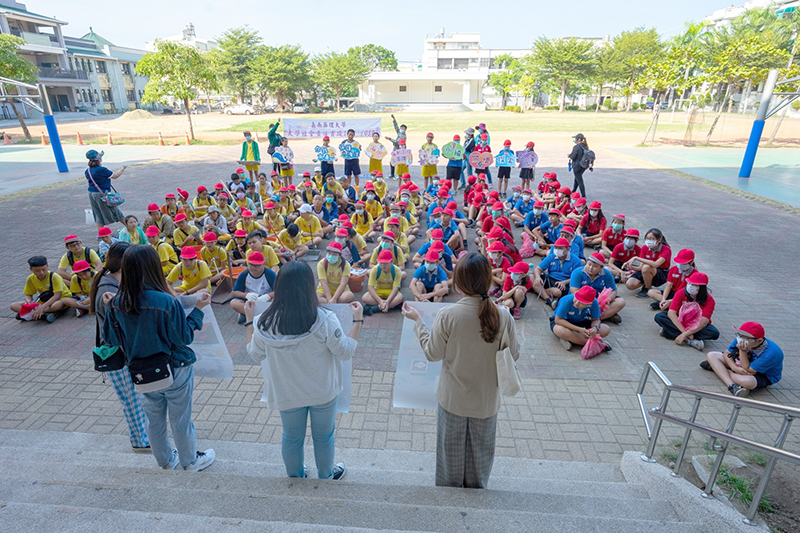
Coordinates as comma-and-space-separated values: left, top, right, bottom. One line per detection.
240, 131, 261, 183
267, 120, 282, 173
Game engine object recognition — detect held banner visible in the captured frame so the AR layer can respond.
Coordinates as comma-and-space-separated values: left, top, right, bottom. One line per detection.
272, 146, 294, 164
314, 145, 337, 162
495, 151, 516, 168
390, 149, 413, 166
365, 142, 388, 160
515, 151, 539, 169
282, 118, 381, 140
441, 141, 464, 160
468, 152, 493, 170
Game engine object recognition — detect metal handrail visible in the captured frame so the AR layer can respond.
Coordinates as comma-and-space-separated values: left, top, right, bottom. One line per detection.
636, 362, 798, 526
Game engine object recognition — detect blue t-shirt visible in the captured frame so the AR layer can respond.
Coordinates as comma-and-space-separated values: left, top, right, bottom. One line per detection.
548, 236, 585, 261
430, 220, 459, 241
513, 199, 535, 217
553, 294, 600, 324
727, 338, 783, 384
505, 195, 521, 210
312, 206, 331, 224
413, 265, 448, 289
424, 184, 440, 196
86, 166, 113, 193
538, 252, 583, 282
538, 221, 562, 244
417, 241, 454, 271
233, 267, 277, 295
323, 201, 338, 219
570, 267, 617, 292
524, 211, 548, 231
447, 158, 463, 168
342, 185, 357, 202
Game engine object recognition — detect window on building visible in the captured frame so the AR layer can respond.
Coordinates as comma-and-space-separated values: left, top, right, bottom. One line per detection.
93, 90, 99, 102
437, 58, 453, 70
454, 58, 469, 69
75, 90, 82, 102
479, 58, 490, 68
101, 89, 112, 102
126, 90, 136, 101
88, 61, 94, 73
95, 61, 107, 74
121, 63, 131, 75
399, 85, 407, 92
434, 86, 442, 92
83, 89, 89, 103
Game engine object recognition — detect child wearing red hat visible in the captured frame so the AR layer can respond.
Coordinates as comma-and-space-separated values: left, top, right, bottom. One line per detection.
229, 250, 277, 323
486, 240, 512, 294
58, 234, 103, 281
172, 213, 202, 248
166, 246, 212, 295
551, 285, 611, 352
367, 132, 386, 176
317, 242, 355, 304
145, 225, 179, 275
649, 248, 696, 311
624, 228, 672, 298
160, 192, 185, 220
143, 202, 177, 244
600, 214, 626, 259
410, 250, 449, 302
66, 260, 94, 317
363, 249, 404, 315
570, 252, 626, 324
226, 228, 250, 266
192, 185, 217, 218
578, 201, 607, 247
497, 261, 533, 319
654, 271, 719, 351
519, 141, 536, 191
11, 256, 71, 323
495, 140, 514, 199
200, 232, 229, 285
445, 134, 464, 186
532, 237, 582, 308
97, 226, 119, 262
341, 129, 362, 187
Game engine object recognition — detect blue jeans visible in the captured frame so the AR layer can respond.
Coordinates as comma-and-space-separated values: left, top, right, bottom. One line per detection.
279, 395, 339, 479
460, 161, 472, 188
142, 365, 197, 468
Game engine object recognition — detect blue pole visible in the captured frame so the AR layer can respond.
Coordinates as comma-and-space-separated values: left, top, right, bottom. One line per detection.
43, 115, 69, 173
738, 120, 764, 178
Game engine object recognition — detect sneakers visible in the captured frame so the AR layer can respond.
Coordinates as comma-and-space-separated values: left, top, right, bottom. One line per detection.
44, 313, 57, 323
699, 360, 712, 371
237, 313, 247, 324
728, 383, 749, 398
363, 304, 379, 316
603, 343, 613, 352
550, 297, 559, 310
605, 314, 622, 325
658, 328, 666, 338
162, 449, 179, 470
75, 308, 88, 318
365, 237, 375, 243
512, 308, 522, 319
560, 338, 573, 351
635, 289, 649, 299
332, 462, 346, 480
649, 301, 660, 311
184, 449, 215, 472
686, 339, 705, 351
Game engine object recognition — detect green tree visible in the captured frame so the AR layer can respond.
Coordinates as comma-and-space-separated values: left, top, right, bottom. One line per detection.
488, 54, 522, 108
136, 40, 218, 140
640, 45, 687, 143
590, 42, 624, 113
312, 51, 370, 112
528, 37, 596, 112
0, 34, 38, 140
212, 26, 262, 103
613, 27, 663, 111
251, 45, 310, 111
347, 44, 398, 71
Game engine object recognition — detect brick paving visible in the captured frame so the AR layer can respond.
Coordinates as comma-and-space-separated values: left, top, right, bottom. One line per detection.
0, 142, 797, 464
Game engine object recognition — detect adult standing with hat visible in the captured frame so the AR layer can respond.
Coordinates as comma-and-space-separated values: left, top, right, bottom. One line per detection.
702, 322, 784, 397
85, 149, 126, 229
568, 133, 592, 198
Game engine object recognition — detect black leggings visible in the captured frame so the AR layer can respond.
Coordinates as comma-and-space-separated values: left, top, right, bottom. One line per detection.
572, 166, 587, 197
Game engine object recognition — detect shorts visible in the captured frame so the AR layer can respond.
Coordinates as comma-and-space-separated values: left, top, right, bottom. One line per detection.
754, 373, 772, 390
519, 168, 533, 180
421, 164, 438, 178
519, 294, 528, 308
280, 166, 293, 177
375, 288, 392, 299
446, 166, 461, 182
549, 316, 592, 332
631, 268, 669, 288
344, 159, 361, 178
369, 158, 382, 173
245, 164, 260, 172
497, 167, 511, 180
612, 259, 625, 269
422, 284, 438, 294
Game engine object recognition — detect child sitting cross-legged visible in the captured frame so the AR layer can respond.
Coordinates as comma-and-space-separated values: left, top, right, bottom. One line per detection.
67, 260, 94, 317
10, 256, 71, 323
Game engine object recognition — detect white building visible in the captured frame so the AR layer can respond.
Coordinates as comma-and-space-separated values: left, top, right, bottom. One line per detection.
705, 0, 798, 26
145, 23, 218, 53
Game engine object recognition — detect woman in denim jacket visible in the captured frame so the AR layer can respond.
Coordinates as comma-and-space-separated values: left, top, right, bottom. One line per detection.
103, 245, 215, 472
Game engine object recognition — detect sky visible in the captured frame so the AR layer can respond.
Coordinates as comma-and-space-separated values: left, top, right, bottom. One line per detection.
23, 0, 734, 58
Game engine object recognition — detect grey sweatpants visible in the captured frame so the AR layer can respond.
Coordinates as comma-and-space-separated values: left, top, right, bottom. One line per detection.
436, 404, 498, 488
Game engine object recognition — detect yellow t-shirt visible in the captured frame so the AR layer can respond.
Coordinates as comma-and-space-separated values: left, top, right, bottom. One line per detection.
325, 182, 344, 197
317, 259, 351, 293
384, 216, 409, 234
236, 220, 259, 234
277, 229, 302, 251
245, 141, 256, 162
246, 246, 280, 268
173, 225, 199, 247
313, 175, 326, 190
409, 194, 424, 207
369, 245, 406, 267
58, 248, 101, 271
218, 205, 237, 221
368, 264, 402, 293
200, 245, 228, 273
69, 273, 92, 296
24, 272, 71, 299
271, 178, 283, 190
365, 200, 383, 220
152, 241, 178, 275
351, 212, 374, 235
166, 260, 212, 292
296, 215, 322, 242
278, 197, 296, 214
373, 180, 388, 200
192, 196, 217, 214
352, 233, 368, 253
262, 214, 286, 234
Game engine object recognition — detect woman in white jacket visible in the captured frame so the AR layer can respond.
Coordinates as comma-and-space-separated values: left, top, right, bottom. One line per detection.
244, 261, 363, 479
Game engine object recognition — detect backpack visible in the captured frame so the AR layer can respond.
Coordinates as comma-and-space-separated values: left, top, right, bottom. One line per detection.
580, 148, 595, 169
37, 272, 55, 303
67, 247, 92, 267
376, 264, 396, 282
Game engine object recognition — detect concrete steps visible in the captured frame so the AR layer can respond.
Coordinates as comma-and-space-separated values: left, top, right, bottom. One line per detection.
0, 429, 761, 532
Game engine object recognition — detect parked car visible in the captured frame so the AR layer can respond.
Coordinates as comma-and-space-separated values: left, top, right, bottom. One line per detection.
293, 102, 309, 113
644, 101, 670, 111
225, 103, 257, 115
191, 105, 210, 114
161, 106, 177, 114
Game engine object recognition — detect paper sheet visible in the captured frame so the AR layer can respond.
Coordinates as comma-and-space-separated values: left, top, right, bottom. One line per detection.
178, 295, 233, 380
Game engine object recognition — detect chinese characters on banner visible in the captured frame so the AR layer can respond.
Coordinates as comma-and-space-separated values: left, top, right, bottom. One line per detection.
442, 141, 464, 160
495, 151, 517, 168
391, 149, 413, 166
468, 152, 493, 170
282, 118, 382, 140
314, 145, 337, 162
515, 151, 539, 169
365, 142, 388, 160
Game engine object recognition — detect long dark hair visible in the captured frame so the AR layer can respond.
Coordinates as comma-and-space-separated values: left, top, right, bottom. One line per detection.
89, 242, 130, 314
258, 261, 318, 335
646, 228, 669, 246
117, 245, 172, 315
453, 252, 500, 343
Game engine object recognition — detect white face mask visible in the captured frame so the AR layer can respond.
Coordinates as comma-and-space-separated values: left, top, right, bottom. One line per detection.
678, 263, 692, 273
686, 284, 699, 296
490, 253, 501, 261
645, 239, 657, 248
401, 196, 410, 202
554, 248, 566, 258
532, 208, 542, 216
589, 210, 599, 217
624, 238, 635, 249
522, 195, 531, 201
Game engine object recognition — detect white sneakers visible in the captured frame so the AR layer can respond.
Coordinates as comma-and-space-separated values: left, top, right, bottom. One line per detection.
184, 449, 216, 472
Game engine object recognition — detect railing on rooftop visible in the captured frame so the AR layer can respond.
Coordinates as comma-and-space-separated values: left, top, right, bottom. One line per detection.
636, 361, 800, 526
38, 67, 89, 80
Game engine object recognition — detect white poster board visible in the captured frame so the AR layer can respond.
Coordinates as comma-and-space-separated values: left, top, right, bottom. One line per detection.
392, 302, 450, 410
253, 302, 353, 413
179, 295, 233, 380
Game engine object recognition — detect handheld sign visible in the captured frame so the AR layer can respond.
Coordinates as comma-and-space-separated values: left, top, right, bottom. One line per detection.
365, 142, 388, 160
237, 160, 260, 166
516, 150, 539, 169
339, 141, 361, 160
315, 145, 337, 162
442, 141, 464, 160
272, 146, 294, 164
391, 149, 413, 166
495, 151, 517, 168
468, 152, 493, 170
418, 148, 440, 166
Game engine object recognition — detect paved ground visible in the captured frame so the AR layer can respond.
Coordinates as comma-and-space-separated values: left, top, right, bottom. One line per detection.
0, 141, 797, 466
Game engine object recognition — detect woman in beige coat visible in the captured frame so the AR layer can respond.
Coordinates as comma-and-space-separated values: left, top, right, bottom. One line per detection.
401, 252, 519, 488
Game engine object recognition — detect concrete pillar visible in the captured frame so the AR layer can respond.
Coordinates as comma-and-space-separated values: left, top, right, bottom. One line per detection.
462, 81, 471, 105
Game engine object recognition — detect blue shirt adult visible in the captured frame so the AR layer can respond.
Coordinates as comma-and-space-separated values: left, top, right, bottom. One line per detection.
553, 294, 601, 324
86, 165, 113, 192
513, 198, 535, 217
538, 252, 582, 282
727, 338, 783, 384
430, 219, 459, 241
570, 266, 617, 293
104, 291, 204, 368
538, 221, 562, 244
524, 211, 548, 231
413, 265, 448, 289
417, 241, 454, 270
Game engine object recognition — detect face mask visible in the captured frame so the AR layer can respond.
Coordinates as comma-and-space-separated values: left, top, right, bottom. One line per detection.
433, 180, 439, 186
570, 199, 577, 205
686, 284, 699, 296
335, 238, 345, 245
678, 263, 692, 273
326, 197, 334, 203
554, 248, 566, 258
513, 191, 520, 198
425, 263, 437, 272
377, 177, 384, 182
367, 194, 375, 200
492, 210, 502, 218
245, 136, 251, 141
326, 254, 339, 264
356, 209, 364, 215
433, 217, 441, 224
391, 212, 400, 217
380, 242, 391, 250
490, 253, 501, 261
612, 223, 623, 231
624, 238, 635, 248
590, 210, 599, 217
645, 239, 657, 248
533, 208, 543, 216
522, 195, 531, 201
511, 273, 521, 283
237, 193, 245, 200
401, 196, 410, 202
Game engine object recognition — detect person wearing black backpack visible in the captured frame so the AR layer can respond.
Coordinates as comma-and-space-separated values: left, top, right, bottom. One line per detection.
567, 133, 594, 198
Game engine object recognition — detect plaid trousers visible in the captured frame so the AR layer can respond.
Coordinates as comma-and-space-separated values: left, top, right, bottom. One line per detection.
107, 368, 149, 448
436, 404, 497, 488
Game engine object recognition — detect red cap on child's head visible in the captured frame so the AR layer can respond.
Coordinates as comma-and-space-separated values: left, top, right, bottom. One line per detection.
147, 203, 159, 212
97, 227, 112, 237
234, 229, 247, 238
180, 247, 197, 260
574, 285, 596, 304
71, 260, 91, 273
175, 213, 187, 222
203, 232, 218, 243
64, 235, 79, 243
144, 226, 160, 237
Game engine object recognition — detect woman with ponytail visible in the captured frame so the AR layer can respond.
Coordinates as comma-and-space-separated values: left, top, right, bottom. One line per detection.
89, 242, 149, 452
402, 251, 519, 488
